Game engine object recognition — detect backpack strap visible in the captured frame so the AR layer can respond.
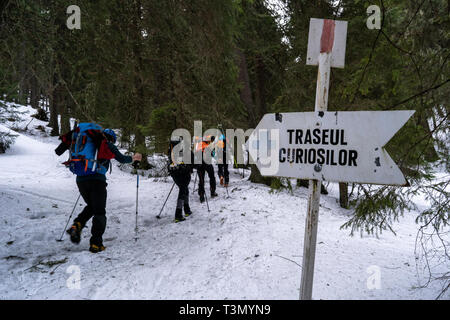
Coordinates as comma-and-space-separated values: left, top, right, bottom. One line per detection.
85, 129, 104, 149
92, 149, 99, 172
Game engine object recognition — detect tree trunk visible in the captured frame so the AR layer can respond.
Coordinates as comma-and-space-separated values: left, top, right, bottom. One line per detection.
235, 47, 257, 127
419, 115, 439, 162
120, 126, 130, 149
339, 182, 349, 208
30, 76, 39, 109
249, 164, 273, 186
18, 41, 27, 105
254, 56, 267, 119
49, 86, 60, 136
235, 47, 272, 186
132, 0, 150, 169
60, 100, 71, 134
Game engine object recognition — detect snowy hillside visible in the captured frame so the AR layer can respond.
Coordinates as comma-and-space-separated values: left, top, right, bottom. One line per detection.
0, 104, 447, 300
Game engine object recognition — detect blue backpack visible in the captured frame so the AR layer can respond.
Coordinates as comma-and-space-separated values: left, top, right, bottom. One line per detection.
68, 123, 109, 176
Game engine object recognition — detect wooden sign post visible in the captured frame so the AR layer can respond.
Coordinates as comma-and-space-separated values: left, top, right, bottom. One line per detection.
301, 18, 344, 301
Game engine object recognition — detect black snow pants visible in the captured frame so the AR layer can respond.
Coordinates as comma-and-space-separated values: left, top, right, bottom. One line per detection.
170, 169, 191, 212
74, 180, 107, 246
217, 164, 229, 184
197, 163, 216, 196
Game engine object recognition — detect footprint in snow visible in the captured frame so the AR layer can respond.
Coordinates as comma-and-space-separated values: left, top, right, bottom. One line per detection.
29, 214, 47, 220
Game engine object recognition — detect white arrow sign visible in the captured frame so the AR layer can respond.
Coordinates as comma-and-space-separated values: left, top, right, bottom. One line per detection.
247, 110, 414, 186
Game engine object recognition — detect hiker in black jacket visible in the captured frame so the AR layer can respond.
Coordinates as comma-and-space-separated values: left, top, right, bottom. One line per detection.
168, 138, 194, 222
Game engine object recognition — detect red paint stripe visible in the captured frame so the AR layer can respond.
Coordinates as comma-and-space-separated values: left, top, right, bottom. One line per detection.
320, 19, 336, 53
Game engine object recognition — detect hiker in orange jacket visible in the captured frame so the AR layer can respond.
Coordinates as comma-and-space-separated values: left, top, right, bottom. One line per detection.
194, 136, 217, 202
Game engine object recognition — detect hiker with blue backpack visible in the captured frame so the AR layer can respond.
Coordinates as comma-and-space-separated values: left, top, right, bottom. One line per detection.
55, 123, 142, 253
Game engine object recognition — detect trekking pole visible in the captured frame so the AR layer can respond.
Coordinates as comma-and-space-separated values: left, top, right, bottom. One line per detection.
242, 150, 248, 178
56, 193, 81, 242
156, 182, 176, 219
193, 172, 197, 192
204, 193, 210, 212
133, 161, 140, 242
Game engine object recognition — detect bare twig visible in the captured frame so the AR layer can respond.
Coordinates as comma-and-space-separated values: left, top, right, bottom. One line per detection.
274, 254, 302, 269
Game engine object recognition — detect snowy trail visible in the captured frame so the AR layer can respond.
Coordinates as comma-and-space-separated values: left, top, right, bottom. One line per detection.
0, 119, 448, 300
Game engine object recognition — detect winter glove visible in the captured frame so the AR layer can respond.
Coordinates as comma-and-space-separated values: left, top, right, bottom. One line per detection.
54, 142, 69, 156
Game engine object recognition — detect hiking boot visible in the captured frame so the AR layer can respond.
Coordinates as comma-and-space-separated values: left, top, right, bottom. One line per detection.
211, 191, 218, 198
184, 205, 193, 217
224, 183, 229, 188
89, 244, 105, 253
199, 194, 205, 203
174, 208, 185, 223
66, 222, 82, 244
219, 176, 224, 186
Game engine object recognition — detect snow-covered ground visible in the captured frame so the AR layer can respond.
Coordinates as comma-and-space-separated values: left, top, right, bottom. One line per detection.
0, 103, 448, 300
